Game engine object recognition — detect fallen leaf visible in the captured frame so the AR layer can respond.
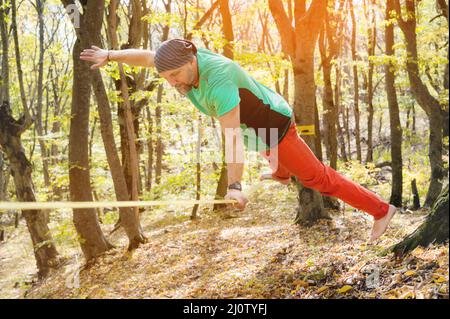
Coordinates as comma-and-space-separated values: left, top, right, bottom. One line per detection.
337, 285, 352, 294
404, 270, 416, 277
401, 291, 415, 299
294, 280, 309, 288
316, 286, 329, 294
433, 276, 447, 283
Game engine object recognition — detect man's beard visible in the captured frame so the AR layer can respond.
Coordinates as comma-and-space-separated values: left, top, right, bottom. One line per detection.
175, 83, 194, 96
174, 68, 196, 96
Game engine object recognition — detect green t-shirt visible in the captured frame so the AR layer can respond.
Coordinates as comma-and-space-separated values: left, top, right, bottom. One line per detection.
186, 48, 292, 151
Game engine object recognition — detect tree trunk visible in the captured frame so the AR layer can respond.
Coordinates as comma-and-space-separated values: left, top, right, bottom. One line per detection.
350, 0, 362, 162
437, 0, 449, 137
106, 0, 147, 248
313, 98, 323, 162
11, 0, 32, 125
269, 0, 329, 223
319, 2, 344, 210
293, 4, 329, 223
2, 0, 59, 278
111, 0, 146, 198
395, 0, 444, 207
385, 0, 403, 207
92, 70, 147, 250
154, 0, 171, 186
293, 65, 328, 223
155, 85, 164, 185
319, 7, 341, 170
411, 178, 421, 210
0, 103, 59, 278
293, 40, 328, 224
219, 0, 234, 59
321, 56, 337, 169
35, 0, 51, 188
145, 105, 154, 192
425, 107, 444, 207
0, 0, 9, 103
364, 0, 376, 163
283, 69, 289, 103
48, 54, 64, 165
335, 67, 348, 162
345, 106, 352, 159
0, 151, 5, 201
391, 183, 449, 258
65, 0, 113, 261
191, 114, 202, 219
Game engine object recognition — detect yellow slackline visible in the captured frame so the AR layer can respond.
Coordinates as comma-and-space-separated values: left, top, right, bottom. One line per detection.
0, 199, 237, 212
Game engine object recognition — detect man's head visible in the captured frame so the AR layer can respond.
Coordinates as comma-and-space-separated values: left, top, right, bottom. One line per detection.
155, 39, 199, 95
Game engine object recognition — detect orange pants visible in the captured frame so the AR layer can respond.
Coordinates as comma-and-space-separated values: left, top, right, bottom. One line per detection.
261, 123, 389, 220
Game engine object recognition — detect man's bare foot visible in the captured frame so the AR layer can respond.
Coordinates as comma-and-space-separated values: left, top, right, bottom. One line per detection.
370, 204, 397, 242
259, 172, 291, 185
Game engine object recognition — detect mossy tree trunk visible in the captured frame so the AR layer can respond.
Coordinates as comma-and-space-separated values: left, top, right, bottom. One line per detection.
391, 183, 449, 258
0, 103, 59, 278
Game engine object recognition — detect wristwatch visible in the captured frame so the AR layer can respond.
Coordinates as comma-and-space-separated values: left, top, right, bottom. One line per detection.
228, 182, 242, 191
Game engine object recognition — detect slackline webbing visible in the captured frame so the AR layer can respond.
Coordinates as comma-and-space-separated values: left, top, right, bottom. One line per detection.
0, 199, 237, 212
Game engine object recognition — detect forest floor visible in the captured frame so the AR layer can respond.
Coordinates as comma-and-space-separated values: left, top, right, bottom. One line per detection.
1, 181, 448, 299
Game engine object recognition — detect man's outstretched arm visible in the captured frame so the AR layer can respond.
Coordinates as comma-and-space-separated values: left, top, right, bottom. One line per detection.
80, 45, 155, 69
218, 104, 248, 210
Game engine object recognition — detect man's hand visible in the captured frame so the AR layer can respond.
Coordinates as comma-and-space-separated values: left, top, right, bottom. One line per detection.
225, 189, 248, 210
80, 46, 109, 69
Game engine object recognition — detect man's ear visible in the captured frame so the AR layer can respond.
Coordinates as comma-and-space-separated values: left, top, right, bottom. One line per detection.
191, 56, 197, 67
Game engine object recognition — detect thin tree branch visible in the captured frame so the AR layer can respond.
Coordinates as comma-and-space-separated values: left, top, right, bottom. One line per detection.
186, 0, 220, 41
268, 0, 295, 58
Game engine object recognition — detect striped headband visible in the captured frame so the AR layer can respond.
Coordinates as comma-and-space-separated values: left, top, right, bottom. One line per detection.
154, 39, 198, 73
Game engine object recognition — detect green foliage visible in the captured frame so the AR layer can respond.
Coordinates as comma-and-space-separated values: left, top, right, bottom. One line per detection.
142, 11, 183, 28
102, 210, 119, 225
338, 160, 380, 187
50, 215, 80, 249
